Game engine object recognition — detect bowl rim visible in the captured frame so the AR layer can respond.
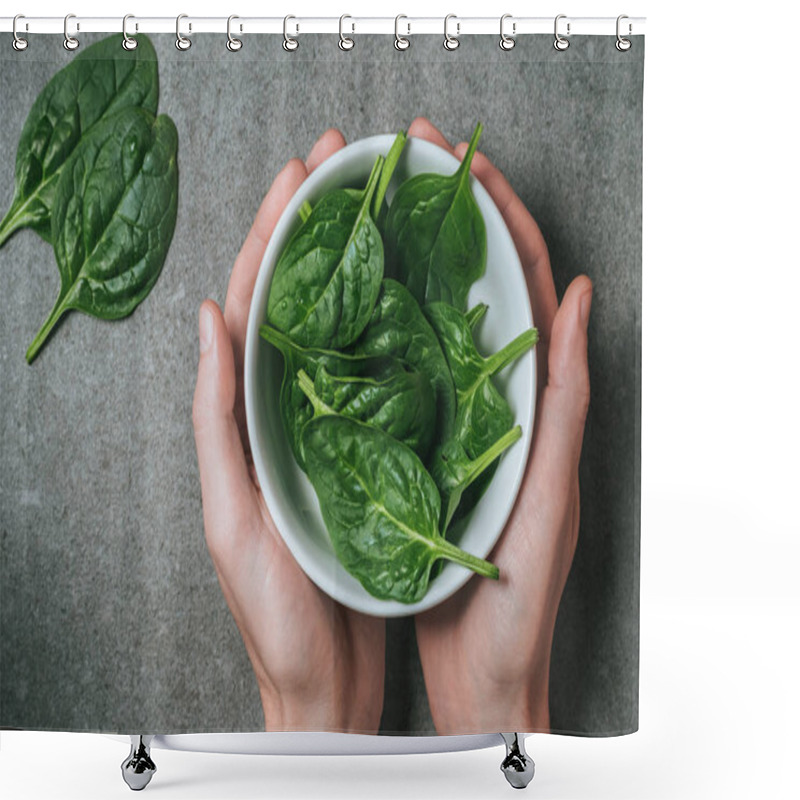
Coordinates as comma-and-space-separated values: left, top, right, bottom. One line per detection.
244, 133, 536, 617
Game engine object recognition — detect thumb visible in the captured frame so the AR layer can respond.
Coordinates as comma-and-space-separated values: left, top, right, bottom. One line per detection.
528, 275, 592, 501
192, 300, 257, 560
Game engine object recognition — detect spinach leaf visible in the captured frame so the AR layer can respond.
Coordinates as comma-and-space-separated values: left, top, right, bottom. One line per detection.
351, 279, 456, 450
431, 425, 522, 533
0, 35, 159, 248
260, 324, 391, 470
267, 155, 386, 350
297, 363, 436, 461
302, 414, 499, 604
25, 108, 178, 363
373, 130, 407, 227
424, 302, 537, 514
384, 122, 487, 310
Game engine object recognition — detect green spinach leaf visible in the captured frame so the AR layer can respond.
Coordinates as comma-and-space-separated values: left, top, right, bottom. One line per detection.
424, 302, 537, 515
267, 155, 386, 350
351, 279, 456, 451
260, 324, 391, 470
0, 35, 159, 248
431, 425, 522, 533
384, 122, 487, 310
302, 414, 499, 604
26, 107, 178, 363
297, 363, 436, 461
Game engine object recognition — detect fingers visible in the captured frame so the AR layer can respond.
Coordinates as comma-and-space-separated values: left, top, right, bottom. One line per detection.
408, 117, 455, 154
453, 140, 559, 384
306, 128, 347, 173
192, 300, 259, 560
527, 275, 593, 502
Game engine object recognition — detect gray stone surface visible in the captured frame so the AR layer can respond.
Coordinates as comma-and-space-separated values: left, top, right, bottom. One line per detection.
0, 33, 643, 736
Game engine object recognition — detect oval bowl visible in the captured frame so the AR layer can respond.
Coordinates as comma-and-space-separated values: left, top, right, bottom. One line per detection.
244, 134, 536, 617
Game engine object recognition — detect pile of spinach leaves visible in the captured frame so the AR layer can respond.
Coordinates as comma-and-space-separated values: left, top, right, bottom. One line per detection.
0, 35, 179, 364
262, 123, 538, 605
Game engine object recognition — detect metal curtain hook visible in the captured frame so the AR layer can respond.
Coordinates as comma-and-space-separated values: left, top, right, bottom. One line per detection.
12, 14, 28, 51
63, 13, 79, 51
394, 14, 410, 51
175, 14, 192, 50
443, 14, 460, 51
499, 14, 516, 51
339, 14, 354, 51
122, 15, 137, 51
616, 14, 632, 51
283, 15, 298, 51
554, 14, 570, 51
227, 15, 243, 51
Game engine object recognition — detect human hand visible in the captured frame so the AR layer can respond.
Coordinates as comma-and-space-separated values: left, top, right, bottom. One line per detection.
192, 130, 385, 734
411, 118, 592, 734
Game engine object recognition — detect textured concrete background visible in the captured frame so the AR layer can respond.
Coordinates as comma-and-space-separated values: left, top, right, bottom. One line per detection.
0, 34, 643, 735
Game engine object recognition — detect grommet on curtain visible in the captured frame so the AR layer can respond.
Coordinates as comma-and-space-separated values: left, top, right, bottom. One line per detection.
339, 15, 355, 51
227, 15, 243, 52
394, 15, 410, 51
499, 14, 516, 51
553, 14, 570, 51
12, 14, 28, 51
63, 14, 79, 51
283, 15, 298, 51
175, 14, 192, 51
122, 15, 137, 51
616, 15, 632, 51
443, 14, 460, 51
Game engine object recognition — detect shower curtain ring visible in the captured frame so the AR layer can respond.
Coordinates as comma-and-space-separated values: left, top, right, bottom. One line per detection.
122, 15, 138, 50
443, 14, 460, 51
63, 14, 79, 51
175, 14, 192, 50
227, 15, 243, 51
283, 15, 299, 51
12, 14, 28, 51
394, 15, 410, 51
553, 14, 570, 51
616, 15, 632, 51
499, 14, 516, 51
339, 15, 355, 51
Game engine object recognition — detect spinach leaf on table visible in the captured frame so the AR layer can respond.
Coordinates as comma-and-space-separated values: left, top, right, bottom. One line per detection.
267, 155, 386, 350
431, 425, 522, 533
424, 302, 537, 516
351, 279, 456, 451
384, 122, 487, 310
298, 363, 436, 460
0, 35, 159, 249
26, 107, 178, 363
302, 414, 499, 604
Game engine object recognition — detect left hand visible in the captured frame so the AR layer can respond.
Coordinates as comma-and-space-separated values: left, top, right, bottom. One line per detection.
192, 129, 386, 733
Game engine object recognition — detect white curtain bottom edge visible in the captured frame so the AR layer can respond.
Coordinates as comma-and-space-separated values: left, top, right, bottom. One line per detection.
105, 732, 509, 756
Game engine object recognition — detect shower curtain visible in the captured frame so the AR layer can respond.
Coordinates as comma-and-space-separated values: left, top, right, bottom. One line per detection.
0, 29, 643, 739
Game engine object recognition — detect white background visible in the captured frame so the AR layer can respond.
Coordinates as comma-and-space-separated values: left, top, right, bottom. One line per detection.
2, 0, 799, 797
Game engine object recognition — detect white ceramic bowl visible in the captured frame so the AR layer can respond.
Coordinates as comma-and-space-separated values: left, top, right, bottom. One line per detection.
244, 134, 536, 617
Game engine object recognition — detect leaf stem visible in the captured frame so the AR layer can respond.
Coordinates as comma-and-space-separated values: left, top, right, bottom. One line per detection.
462, 425, 522, 489
465, 302, 489, 330
484, 327, 539, 377
435, 537, 499, 580
296, 368, 335, 418
456, 121, 484, 184
298, 200, 313, 223
373, 130, 408, 219
26, 297, 68, 364
0, 197, 32, 249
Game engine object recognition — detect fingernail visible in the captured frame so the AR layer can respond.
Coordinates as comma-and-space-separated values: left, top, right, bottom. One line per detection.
199, 305, 214, 354
580, 289, 592, 328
